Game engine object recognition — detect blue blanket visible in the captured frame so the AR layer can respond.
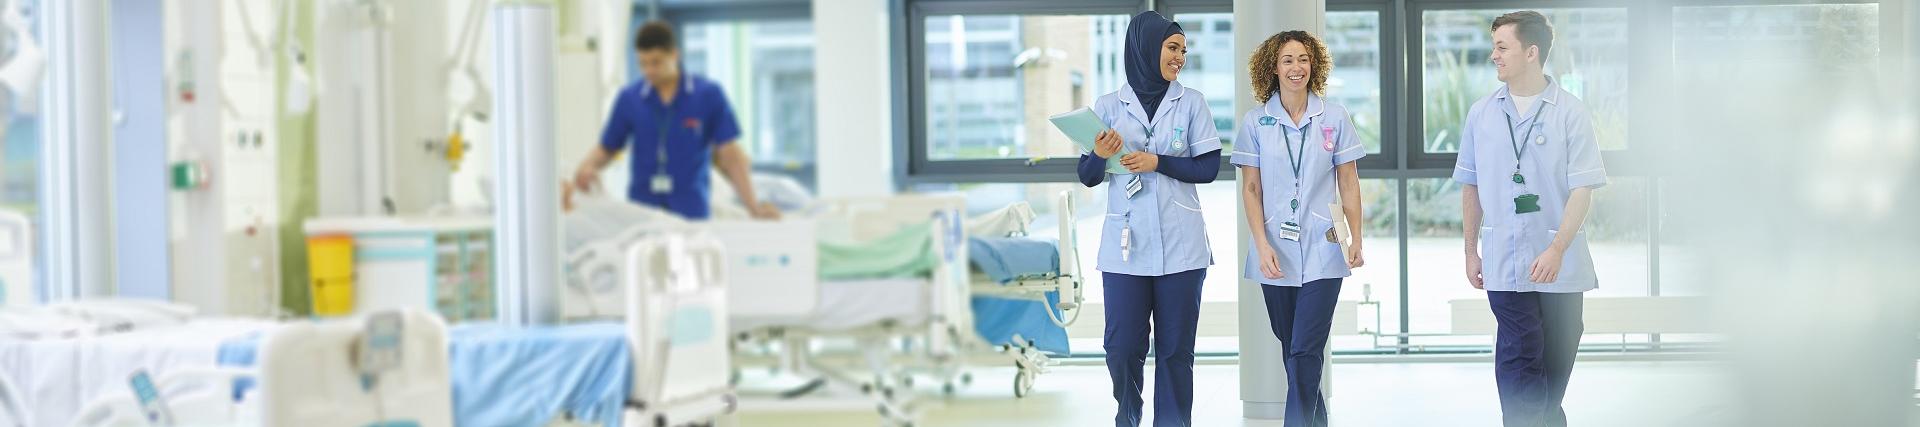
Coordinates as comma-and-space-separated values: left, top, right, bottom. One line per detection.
968, 237, 1070, 355
219, 322, 632, 427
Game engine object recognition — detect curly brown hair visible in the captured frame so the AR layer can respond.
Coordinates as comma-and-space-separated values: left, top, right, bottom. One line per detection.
1250, 30, 1331, 103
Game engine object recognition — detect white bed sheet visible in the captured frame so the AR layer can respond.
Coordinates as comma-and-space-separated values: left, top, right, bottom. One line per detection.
0, 318, 276, 426
733, 278, 929, 332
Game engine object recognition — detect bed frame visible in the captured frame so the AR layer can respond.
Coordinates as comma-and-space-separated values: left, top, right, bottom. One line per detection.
717, 194, 969, 426
958, 190, 1087, 398
620, 230, 737, 427
68, 309, 455, 427
723, 191, 1096, 423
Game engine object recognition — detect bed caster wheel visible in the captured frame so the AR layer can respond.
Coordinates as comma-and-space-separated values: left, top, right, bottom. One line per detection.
942, 382, 957, 396
862, 383, 876, 395
882, 387, 896, 400
961, 373, 974, 385
1013, 365, 1034, 399
654, 414, 669, 427
902, 376, 916, 387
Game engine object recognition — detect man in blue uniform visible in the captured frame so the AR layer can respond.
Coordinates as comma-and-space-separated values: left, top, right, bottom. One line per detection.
572, 20, 777, 220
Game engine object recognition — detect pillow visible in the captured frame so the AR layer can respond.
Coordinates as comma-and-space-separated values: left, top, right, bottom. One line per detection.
966, 202, 1037, 238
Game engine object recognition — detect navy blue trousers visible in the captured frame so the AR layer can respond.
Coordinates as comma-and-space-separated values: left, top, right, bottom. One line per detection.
1102, 268, 1206, 427
1488, 291, 1585, 427
1261, 278, 1343, 427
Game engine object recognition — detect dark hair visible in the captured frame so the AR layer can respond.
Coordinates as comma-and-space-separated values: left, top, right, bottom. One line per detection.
1491, 11, 1553, 65
634, 20, 677, 52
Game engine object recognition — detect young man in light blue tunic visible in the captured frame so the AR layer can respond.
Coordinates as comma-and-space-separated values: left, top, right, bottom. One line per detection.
1453, 11, 1608, 427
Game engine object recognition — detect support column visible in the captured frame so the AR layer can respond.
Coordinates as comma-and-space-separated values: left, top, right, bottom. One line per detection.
1234, 0, 1324, 420
812, 0, 893, 198
491, 1, 560, 326
40, 0, 113, 301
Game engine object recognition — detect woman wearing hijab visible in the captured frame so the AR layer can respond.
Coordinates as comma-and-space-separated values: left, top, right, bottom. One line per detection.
1079, 11, 1220, 427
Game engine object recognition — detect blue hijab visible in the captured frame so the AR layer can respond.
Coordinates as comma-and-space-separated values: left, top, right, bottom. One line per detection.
1125, 11, 1182, 122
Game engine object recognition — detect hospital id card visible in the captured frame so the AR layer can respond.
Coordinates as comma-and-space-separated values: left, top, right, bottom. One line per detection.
650, 174, 673, 194
1279, 221, 1302, 241
1514, 193, 1541, 214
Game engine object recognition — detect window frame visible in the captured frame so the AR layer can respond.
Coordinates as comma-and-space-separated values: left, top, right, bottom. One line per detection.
901, 0, 1244, 184
655, 0, 1903, 356
1404, 0, 1645, 173
1328, 1, 1402, 171
658, 0, 822, 187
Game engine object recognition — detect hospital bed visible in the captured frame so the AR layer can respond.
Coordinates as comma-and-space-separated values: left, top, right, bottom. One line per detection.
0, 300, 276, 426
711, 193, 970, 425
67, 308, 454, 427
3, 226, 731, 427
952, 192, 1087, 398
707, 192, 1085, 423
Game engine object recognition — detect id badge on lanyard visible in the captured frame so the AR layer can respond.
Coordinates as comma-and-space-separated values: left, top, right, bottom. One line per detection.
1280, 120, 1309, 242
650, 174, 673, 194
1506, 113, 1544, 214
1278, 221, 1302, 242
652, 109, 675, 195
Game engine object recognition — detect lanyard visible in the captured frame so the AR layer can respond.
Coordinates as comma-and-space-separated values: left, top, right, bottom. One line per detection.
1280, 117, 1311, 214
1502, 108, 1540, 184
655, 100, 676, 173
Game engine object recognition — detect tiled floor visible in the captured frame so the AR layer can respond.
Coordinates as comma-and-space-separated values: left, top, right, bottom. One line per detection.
729, 360, 1742, 426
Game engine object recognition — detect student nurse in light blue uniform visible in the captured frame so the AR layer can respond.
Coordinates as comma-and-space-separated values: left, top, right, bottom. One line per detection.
1078, 11, 1221, 427
1231, 30, 1366, 427
1454, 11, 1607, 427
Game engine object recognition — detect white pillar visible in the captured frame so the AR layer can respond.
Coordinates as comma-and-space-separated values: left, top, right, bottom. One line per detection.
1234, 0, 1324, 420
40, 0, 113, 301
491, 2, 560, 325
811, 0, 893, 197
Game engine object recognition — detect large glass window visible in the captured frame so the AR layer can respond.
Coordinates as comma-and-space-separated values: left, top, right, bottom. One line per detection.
1327, 11, 1384, 155
1673, 3, 1880, 80
1421, 8, 1630, 153
1403, 176, 1653, 348
1, 0, 39, 306
1401, 177, 1481, 347
1670, 0, 1881, 153
923, 14, 1127, 161
895, 0, 1895, 356
1334, 178, 1401, 352
681, 20, 818, 186
1170, 13, 1235, 148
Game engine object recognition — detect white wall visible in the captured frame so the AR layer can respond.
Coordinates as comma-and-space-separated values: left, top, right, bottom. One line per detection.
811, 0, 894, 197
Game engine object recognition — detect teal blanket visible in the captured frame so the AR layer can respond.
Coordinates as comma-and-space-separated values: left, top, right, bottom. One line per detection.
818, 225, 937, 280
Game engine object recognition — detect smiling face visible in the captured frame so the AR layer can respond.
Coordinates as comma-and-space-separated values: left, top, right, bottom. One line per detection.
1275, 40, 1312, 97
1160, 33, 1187, 81
1489, 23, 1536, 84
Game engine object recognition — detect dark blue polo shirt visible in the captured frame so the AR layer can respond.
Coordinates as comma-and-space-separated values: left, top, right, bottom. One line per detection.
599, 74, 741, 219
